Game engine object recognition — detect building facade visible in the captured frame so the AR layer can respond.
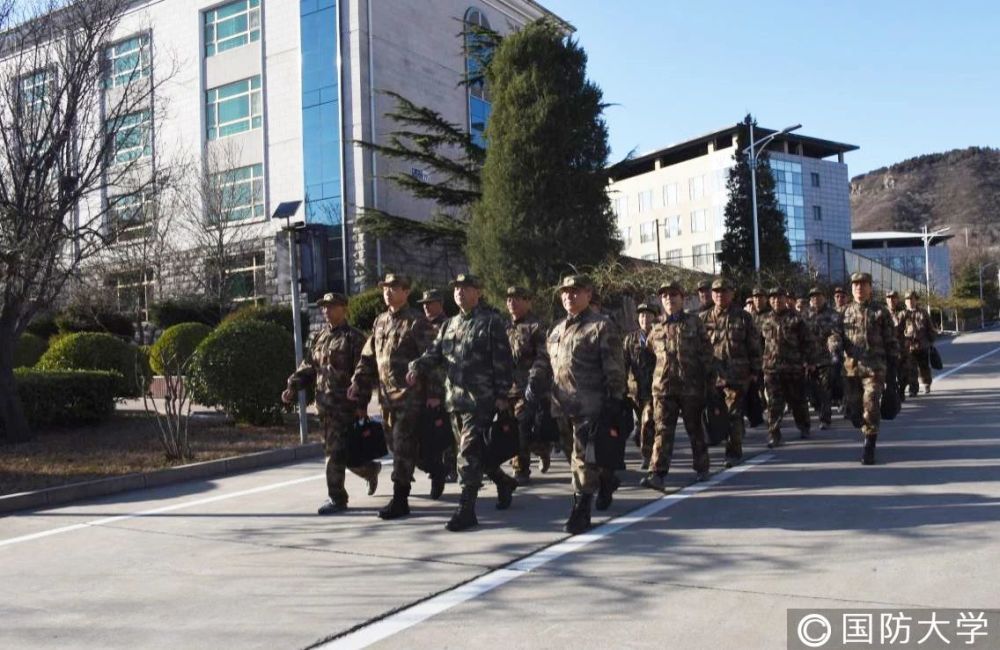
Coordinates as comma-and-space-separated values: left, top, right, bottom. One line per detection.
852, 231, 953, 296
607, 125, 857, 275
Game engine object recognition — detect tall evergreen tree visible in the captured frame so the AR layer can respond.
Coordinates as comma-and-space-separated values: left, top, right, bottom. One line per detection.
719, 115, 791, 280
466, 19, 620, 299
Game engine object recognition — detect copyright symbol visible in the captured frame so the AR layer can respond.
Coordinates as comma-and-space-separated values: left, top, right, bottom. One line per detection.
797, 613, 832, 648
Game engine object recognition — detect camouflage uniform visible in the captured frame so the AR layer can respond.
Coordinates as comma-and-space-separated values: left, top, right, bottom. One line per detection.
759, 292, 816, 444
623, 319, 657, 465
288, 319, 376, 506
701, 294, 762, 462
696, 280, 715, 315
647, 288, 713, 477
808, 297, 843, 426
350, 292, 435, 489
507, 306, 552, 477
751, 294, 772, 412
830, 275, 899, 457
900, 302, 936, 393
419, 291, 454, 477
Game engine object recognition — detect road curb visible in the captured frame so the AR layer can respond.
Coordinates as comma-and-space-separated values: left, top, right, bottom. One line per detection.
0, 443, 324, 516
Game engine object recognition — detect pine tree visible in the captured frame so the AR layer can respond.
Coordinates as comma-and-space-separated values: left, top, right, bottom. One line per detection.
466, 20, 620, 299
719, 115, 791, 281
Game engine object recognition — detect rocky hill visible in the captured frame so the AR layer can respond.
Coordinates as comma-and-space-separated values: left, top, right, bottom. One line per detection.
850, 147, 1000, 267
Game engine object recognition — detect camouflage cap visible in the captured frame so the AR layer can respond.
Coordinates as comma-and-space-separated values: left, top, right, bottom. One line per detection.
697, 279, 712, 292
833, 285, 847, 295
316, 292, 348, 307
449, 273, 481, 288
768, 287, 787, 297
417, 288, 444, 304
885, 290, 900, 299
905, 290, 921, 300
751, 286, 766, 297
558, 274, 594, 291
850, 271, 873, 284
505, 286, 531, 299
636, 302, 660, 315
378, 273, 411, 289
657, 280, 685, 296
808, 286, 825, 297
710, 278, 732, 291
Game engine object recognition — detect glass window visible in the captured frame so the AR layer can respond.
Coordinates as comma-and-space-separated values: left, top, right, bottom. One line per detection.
688, 175, 704, 201
664, 214, 682, 238
639, 220, 656, 243
665, 249, 682, 263
109, 191, 154, 241
613, 195, 628, 218
620, 226, 632, 248
465, 8, 493, 148
213, 163, 265, 221
813, 205, 822, 221
108, 110, 152, 164
641, 253, 657, 262
110, 268, 155, 321
223, 251, 266, 302
638, 189, 653, 213
693, 244, 710, 269
714, 205, 725, 231
19, 69, 52, 115
663, 183, 679, 206
690, 209, 707, 233
206, 76, 262, 140
810, 172, 820, 187
205, 0, 261, 57
106, 34, 150, 88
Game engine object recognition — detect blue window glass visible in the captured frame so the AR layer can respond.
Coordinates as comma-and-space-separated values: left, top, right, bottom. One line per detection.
464, 8, 492, 149
204, 0, 261, 57
206, 76, 262, 140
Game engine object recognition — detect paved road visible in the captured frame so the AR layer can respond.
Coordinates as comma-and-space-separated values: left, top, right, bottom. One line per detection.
2, 329, 999, 649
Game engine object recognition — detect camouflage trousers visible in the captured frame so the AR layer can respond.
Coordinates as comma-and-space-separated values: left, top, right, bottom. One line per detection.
321, 408, 380, 504
764, 371, 811, 439
651, 395, 709, 474
719, 385, 746, 460
557, 415, 614, 495
450, 409, 502, 489
906, 348, 932, 391
382, 399, 421, 485
632, 398, 655, 462
810, 365, 835, 425
844, 373, 885, 437
510, 396, 551, 476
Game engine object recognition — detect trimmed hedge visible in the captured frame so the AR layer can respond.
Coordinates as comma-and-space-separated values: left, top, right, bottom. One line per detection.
14, 369, 118, 428
149, 298, 223, 329
14, 333, 48, 368
189, 320, 294, 425
36, 332, 150, 398
149, 323, 212, 375
25, 314, 58, 339
220, 303, 310, 342
346, 287, 385, 332
55, 305, 135, 340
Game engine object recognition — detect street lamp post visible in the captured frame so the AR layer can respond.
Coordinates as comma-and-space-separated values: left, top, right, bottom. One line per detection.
743, 122, 802, 273
921, 224, 951, 302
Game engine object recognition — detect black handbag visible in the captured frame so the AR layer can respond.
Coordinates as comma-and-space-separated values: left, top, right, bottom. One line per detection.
929, 346, 943, 370
881, 366, 901, 421
745, 384, 765, 428
704, 388, 730, 445
417, 406, 454, 474
594, 399, 630, 471
345, 416, 388, 467
484, 409, 520, 468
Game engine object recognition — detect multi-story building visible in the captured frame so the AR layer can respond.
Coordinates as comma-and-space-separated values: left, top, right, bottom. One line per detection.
852, 231, 953, 296
40, 0, 565, 316
607, 124, 857, 275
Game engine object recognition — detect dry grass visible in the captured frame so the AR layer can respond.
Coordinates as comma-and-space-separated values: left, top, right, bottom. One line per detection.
0, 412, 314, 496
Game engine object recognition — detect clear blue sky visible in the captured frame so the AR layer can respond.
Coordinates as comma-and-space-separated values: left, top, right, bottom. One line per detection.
540, 0, 1000, 177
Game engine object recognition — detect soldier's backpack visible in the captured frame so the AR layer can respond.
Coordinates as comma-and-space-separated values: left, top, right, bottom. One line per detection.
595, 399, 632, 471
345, 416, 388, 467
484, 409, 520, 468
417, 405, 454, 474
704, 387, 731, 446
929, 346, 943, 370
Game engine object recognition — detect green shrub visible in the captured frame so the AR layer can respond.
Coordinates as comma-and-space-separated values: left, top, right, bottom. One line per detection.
149, 298, 223, 329
14, 369, 118, 428
25, 314, 58, 339
149, 323, 212, 375
55, 305, 135, 340
14, 333, 48, 368
221, 303, 309, 341
189, 320, 294, 425
36, 332, 149, 398
346, 287, 385, 332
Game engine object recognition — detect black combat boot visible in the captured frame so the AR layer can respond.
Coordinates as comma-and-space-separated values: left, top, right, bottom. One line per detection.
595, 473, 620, 511
429, 472, 446, 500
564, 493, 593, 535
861, 435, 877, 465
317, 498, 347, 515
489, 469, 518, 510
446, 486, 479, 532
378, 481, 411, 519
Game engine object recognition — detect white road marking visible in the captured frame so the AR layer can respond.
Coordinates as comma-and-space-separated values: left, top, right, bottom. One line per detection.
316, 454, 775, 649
935, 345, 1000, 381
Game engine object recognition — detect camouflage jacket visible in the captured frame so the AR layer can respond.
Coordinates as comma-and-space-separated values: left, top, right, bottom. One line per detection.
701, 305, 762, 387
288, 323, 369, 414
623, 328, 656, 404
506, 313, 550, 401
833, 300, 899, 377
752, 306, 772, 341
648, 311, 713, 399
546, 309, 626, 418
759, 308, 816, 374
424, 312, 449, 400
410, 304, 514, 414
351, 306, 434, 408
809, 305, 843, 366
900, 307, 936, 351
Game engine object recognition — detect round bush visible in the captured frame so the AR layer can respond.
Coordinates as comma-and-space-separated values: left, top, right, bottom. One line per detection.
55, 306, 135, 339
149, 323, 212, 375
346, 287, 385, 332
14, 332, 48, 368
221, 304, 309, 342
149, 298, 222, 329
36, 332, 148, 398
189, 320, 294, 425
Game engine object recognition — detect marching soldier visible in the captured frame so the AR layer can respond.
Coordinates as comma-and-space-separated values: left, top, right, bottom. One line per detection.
696, 279, 715, 314
641, 280, 713, 490
547, 274, 626, 535
808, 287, 843, 430
505, 286, 552, 484
408, 274, 517, 532
833, 286, 851, 315
885, 290, 910, 401
901, 290, 937, 395
623, 302, 658, 470
348, 273, 435, 520
283, 293, 379, 514
759, 287, 816, 447
830, 272, 899, 464
418, 288, 456, 489
701, 278, 761, 467
750, 285, 771, 413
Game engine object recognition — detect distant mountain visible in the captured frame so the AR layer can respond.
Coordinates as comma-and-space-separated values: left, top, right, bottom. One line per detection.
850, 147, 1000, 268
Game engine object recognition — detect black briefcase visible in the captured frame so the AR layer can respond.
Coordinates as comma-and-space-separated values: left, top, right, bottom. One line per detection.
594, 400, 630, 471
417, 406, 454, 474
484, 410, 520, 468
881, 369, 901, 421
533, 402, 561, 444
703, 388, 730, 446
745, 385, 765, 428
929, 346, 943, 370
345, 417, 388, 467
